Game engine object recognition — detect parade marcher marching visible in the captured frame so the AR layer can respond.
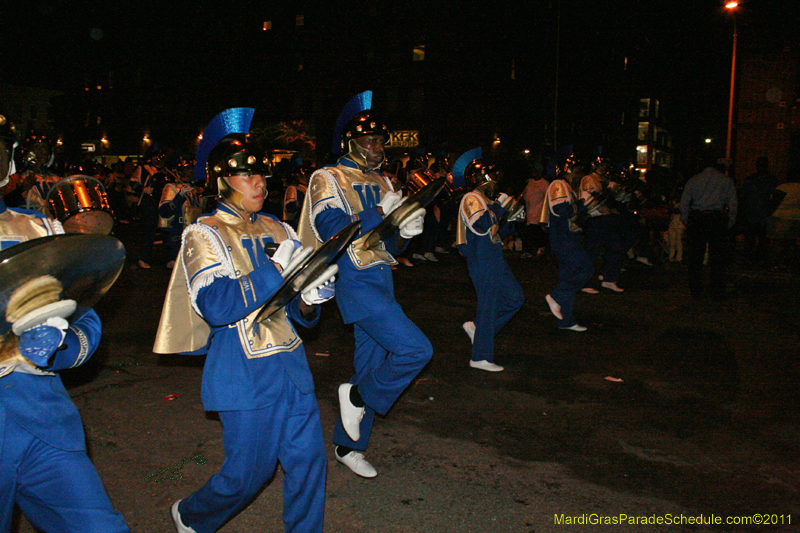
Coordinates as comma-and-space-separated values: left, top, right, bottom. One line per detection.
0, 131, 60, 214
578, 156, 626, 293
541, 155, 594, 331
130, 147, 168, 269
297, 91, 432, 478
154, 108, 334, 533
158, 160, 202, 269
453, 147, 525, 372
405, 149, 441, 263
431, 152, 458, 255
0, 114, 130, 533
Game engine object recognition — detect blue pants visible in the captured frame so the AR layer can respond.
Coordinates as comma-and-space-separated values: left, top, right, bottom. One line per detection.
550, 239, 594, 328
179, 382, 326, 533
333, 304, 433, 451
583, 214, 626, 283
0, 414, 129, 533
466, 256, 525, 363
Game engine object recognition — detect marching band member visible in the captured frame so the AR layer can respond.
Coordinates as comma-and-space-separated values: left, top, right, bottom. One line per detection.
0, 131, 60, 213
297, 91, 432, 478
0, 115, 129, 533
158, 165, 202, 268
578, 157, 625, 293
453, 148, 525, 372
131, 147, 165, 268
154, 108, 332, 533
541, 156, 594, 331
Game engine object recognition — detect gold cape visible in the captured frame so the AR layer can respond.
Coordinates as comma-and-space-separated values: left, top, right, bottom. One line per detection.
153, 208, 301, 356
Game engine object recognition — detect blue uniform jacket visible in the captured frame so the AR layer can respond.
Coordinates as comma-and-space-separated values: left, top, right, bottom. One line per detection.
193, 214, 321, 412
0, 310, 102, 451
457, 203, 514, 261
313, 159, 405, 325
547, 201, 584, 250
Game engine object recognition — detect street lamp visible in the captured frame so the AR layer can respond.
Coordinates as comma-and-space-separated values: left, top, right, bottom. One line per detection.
725, 1, 738, 175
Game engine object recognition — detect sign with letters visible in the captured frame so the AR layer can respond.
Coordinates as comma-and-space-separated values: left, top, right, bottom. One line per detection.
389, 130, 419, 148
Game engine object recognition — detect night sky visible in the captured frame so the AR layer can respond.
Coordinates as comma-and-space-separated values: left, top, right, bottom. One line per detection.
2, 0, 798, 159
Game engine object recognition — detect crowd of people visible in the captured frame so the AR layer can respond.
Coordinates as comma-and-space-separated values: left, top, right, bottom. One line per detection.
1, 91, 799, 532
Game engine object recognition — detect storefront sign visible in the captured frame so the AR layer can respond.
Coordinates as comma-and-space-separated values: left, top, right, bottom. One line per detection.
389, 130, 419, 148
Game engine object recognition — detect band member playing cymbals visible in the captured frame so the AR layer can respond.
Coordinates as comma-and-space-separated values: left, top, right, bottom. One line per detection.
0, 114, 130, 533
297, 91, 432, 478
453, 147, 525, 372
154, 108, 334, 533
541, 154, 594, 332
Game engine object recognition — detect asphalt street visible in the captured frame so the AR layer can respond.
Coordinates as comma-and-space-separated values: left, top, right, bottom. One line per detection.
12, 223, 800, 533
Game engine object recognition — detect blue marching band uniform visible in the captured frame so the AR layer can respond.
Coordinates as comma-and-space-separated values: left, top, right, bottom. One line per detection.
154, 108, 330, 532
541, 177, 594, 331
297, 91, 432, 478
0, 193, 130, 531
578, 163, 626, 292
452, 148, 524, 372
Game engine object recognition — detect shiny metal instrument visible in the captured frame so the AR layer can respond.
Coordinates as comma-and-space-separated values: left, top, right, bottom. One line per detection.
47, 175, 115, 235
363, 175, 447, 249
0, 234, 126, 366
496, 195, 525, 229
254, 221, 361, 322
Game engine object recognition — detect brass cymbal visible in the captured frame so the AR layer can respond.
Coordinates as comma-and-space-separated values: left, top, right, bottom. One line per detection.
255, 220, 361, 322
0, 234, 126, 335
363, 175, 446, 249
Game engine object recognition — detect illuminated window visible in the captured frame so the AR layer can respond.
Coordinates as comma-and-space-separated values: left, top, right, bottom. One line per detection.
413, 45, 425, 61
653, 99, 659, 119
638, 122, 649, 141
639, 98, 650, 118
263, 21, 272, 31
296, 14, 304, 26
636, 145, 648, 165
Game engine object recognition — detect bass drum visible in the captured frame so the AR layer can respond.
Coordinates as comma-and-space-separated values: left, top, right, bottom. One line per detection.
46, 175, 114, 235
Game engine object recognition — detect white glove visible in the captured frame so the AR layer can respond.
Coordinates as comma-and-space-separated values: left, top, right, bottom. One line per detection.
508, 207, 526, 223
271, 239, 302, 273
496, 193, 510, 206
301, 265, 338, 305
399, 208, 426, 239
282, 246, 314, 279
378, 191, 403, 215
11, 299, 77, 336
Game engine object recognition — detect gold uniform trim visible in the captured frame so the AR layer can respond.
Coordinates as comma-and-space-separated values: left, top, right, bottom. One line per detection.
456, 189, 501, 246
154, 211, 302, 357
297, 165, 396, 269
